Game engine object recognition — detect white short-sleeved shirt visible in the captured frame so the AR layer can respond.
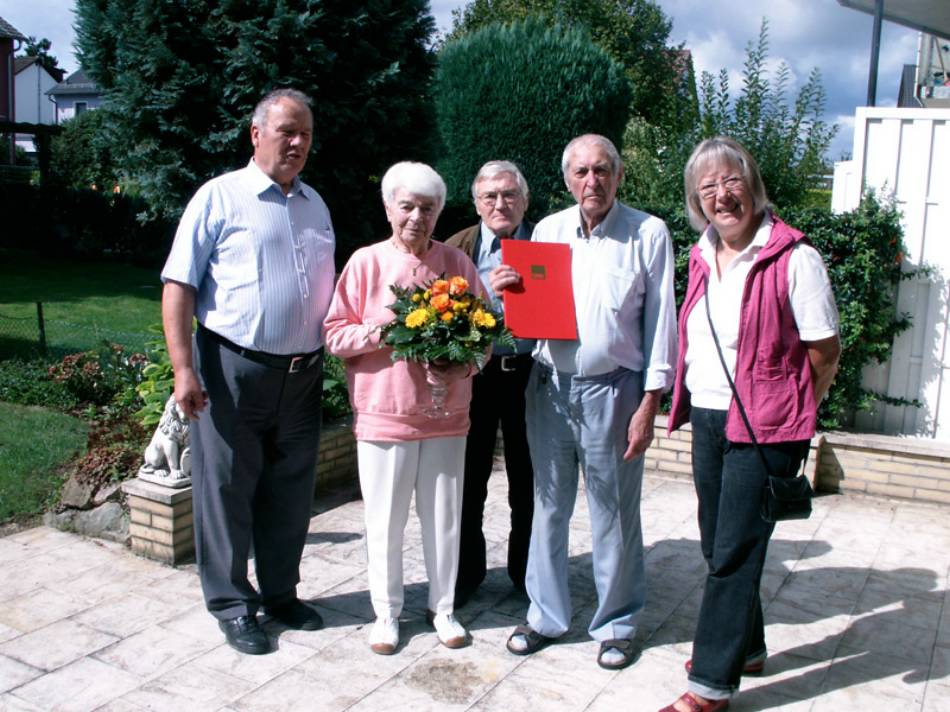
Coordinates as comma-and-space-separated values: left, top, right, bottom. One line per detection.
161, 160, 336, 355
532, 201, 677, 389
684, 214, 839, 410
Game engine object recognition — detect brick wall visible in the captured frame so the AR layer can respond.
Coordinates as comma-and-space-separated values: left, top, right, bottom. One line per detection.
816, 431, 950, 504
648, 415, 950, 506
315, 417, 357, 495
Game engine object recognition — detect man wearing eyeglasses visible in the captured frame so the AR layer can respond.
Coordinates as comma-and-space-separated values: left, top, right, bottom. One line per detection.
445, 160, 535, 607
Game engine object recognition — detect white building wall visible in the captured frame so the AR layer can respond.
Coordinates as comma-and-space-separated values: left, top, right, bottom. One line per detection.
833, 107, 950, 440
14, 63, 56, 125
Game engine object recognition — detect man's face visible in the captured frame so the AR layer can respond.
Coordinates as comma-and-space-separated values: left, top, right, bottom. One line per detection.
565, 142, 622, 229
251, 98, 313, 189
474, 172, 527, 236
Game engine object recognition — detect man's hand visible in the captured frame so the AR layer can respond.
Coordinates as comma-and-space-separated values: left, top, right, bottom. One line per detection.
163, 280, 206, 420
623, 389, 662, 461
489, 264, 521, 296
173, 368, 208, 421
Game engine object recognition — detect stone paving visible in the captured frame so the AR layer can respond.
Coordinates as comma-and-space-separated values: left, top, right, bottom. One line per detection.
0, 468, 949, 711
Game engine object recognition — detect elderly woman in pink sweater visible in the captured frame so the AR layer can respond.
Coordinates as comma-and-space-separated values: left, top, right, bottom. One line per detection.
323, 161, 482, 656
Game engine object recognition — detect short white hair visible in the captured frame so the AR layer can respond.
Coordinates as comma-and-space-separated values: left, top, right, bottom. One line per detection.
251, 88, 312, 128
470, 160, 530, 202
561, 134, 622, 179
381, 162, 447, 213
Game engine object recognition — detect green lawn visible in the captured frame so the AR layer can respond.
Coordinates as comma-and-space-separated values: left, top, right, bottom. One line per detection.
0, 249, 163, 356
0, 402, 88, 521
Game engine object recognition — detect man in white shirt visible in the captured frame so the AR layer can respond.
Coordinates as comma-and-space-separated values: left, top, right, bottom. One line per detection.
493, 134, 676, 669
162, 88, 335, 655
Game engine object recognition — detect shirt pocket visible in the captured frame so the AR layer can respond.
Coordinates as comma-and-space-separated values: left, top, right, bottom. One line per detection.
600, 266, 637, 313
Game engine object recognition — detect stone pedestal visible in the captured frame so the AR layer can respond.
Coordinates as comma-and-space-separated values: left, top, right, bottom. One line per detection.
121, 478, 194, 565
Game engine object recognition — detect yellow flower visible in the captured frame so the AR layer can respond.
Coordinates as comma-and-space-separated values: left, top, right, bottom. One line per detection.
471, 309, 496, 328
423, 289, 431, 300
452, 300, 468, 313
411, 293, 422, 303
406, 308, 430, 328
441, 312, 454, 323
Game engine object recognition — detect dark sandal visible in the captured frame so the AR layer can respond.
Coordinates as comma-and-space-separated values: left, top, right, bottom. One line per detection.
506, 624, 554, 656
597, 638, 639, 670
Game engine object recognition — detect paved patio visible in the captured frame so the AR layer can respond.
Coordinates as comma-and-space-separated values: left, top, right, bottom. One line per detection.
0, 468, 948, 712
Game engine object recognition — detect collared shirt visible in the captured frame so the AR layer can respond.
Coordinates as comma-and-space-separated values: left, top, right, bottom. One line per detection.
161, 159, 336, 355
684, 213, 839, 410
475, 221, 534, 356
532, 201, 677, 386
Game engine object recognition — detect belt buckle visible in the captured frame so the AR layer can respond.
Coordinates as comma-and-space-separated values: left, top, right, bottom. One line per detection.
500, 355, 517, 372
288, 356, 304, 373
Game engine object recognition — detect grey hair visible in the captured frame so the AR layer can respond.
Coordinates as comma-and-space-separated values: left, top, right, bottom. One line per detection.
683, 136, 770, 232
381, 161, 447, 213
470, 160, 530, 202
251, 88, 313, 127
561, 134, 622, 179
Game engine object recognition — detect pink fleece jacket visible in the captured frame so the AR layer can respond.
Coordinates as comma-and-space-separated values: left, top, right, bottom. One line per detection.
323, 239, 483, 442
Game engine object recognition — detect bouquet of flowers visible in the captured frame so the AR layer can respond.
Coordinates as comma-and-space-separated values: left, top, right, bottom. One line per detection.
381, 274, 515, 368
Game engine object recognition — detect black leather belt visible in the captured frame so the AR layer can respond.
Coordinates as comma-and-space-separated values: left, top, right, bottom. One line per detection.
199, 324, 323, 373
493, 353, 533, 373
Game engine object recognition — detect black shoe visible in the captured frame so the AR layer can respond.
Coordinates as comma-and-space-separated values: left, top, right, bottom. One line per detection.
264, 598, 324, 631
218, 615, 271, 655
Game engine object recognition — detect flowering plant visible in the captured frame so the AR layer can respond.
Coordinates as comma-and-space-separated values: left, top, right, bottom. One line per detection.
381, 274, 514, 367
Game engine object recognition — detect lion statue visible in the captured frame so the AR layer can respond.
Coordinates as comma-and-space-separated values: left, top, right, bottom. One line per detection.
138, 395, 192, 488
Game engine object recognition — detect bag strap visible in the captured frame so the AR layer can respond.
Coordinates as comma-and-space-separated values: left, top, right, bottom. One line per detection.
702, 273, 777, 479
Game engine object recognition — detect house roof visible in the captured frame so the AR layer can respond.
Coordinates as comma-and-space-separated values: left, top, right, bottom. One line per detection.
47, 69, 102, 97
837, 0, 950, 38
0, 16, 26, 41
13, 56, 65, 82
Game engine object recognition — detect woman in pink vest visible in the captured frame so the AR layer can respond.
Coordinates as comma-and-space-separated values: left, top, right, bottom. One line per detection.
660, 138, 841, 712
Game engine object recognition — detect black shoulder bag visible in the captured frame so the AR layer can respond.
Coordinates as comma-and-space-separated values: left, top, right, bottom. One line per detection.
702, 274, 813, 523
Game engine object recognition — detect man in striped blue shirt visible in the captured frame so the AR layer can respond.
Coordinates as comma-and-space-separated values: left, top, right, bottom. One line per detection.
161, 88, 336, 655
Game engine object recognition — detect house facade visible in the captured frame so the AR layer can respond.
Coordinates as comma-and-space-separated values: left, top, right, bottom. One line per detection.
48, 69, 103, 123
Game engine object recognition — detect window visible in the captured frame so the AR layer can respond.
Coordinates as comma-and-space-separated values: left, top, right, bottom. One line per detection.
75, 102, 87, 115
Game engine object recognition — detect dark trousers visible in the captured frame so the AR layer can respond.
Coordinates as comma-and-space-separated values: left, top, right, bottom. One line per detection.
455, 353, 534, 600
192, 327, 323, 620
688, 407, 808, 695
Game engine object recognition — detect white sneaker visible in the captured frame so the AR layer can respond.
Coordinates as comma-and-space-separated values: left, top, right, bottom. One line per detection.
426, 610, 469, 649
368, 617, 399, 655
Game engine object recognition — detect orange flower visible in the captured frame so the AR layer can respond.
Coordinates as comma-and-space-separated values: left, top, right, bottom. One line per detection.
430, 279, 450, 296
448, 276, 469, 296
430, 293, 452, 312
441, 312, 454, 323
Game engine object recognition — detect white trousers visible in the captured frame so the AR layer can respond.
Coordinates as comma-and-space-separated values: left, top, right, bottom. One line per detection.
357, 437, 465, 618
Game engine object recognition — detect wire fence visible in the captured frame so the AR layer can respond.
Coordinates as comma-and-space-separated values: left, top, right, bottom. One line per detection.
0, 303, 152, 360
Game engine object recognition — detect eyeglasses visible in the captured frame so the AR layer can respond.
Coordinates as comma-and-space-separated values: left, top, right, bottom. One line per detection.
477, 190, 522, 206
697, 175, 744, 200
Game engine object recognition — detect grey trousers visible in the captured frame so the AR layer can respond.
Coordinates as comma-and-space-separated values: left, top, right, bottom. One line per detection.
192, 327, 323, 620
524, 363, 646, 642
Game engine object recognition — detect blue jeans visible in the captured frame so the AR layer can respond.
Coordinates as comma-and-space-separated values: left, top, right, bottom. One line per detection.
524, 363, 645, 642
688, 407, 808, 698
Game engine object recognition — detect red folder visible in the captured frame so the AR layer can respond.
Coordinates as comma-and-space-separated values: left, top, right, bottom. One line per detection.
500, 240, 577, 340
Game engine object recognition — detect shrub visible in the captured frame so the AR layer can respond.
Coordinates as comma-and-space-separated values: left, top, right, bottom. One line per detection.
435, 17, 632, 218
0, 358, 79, 410
322, 354, 351, 421
47, 343, 147, 408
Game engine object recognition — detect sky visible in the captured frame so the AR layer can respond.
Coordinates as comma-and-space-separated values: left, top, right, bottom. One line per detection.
2, 0, 921, 160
